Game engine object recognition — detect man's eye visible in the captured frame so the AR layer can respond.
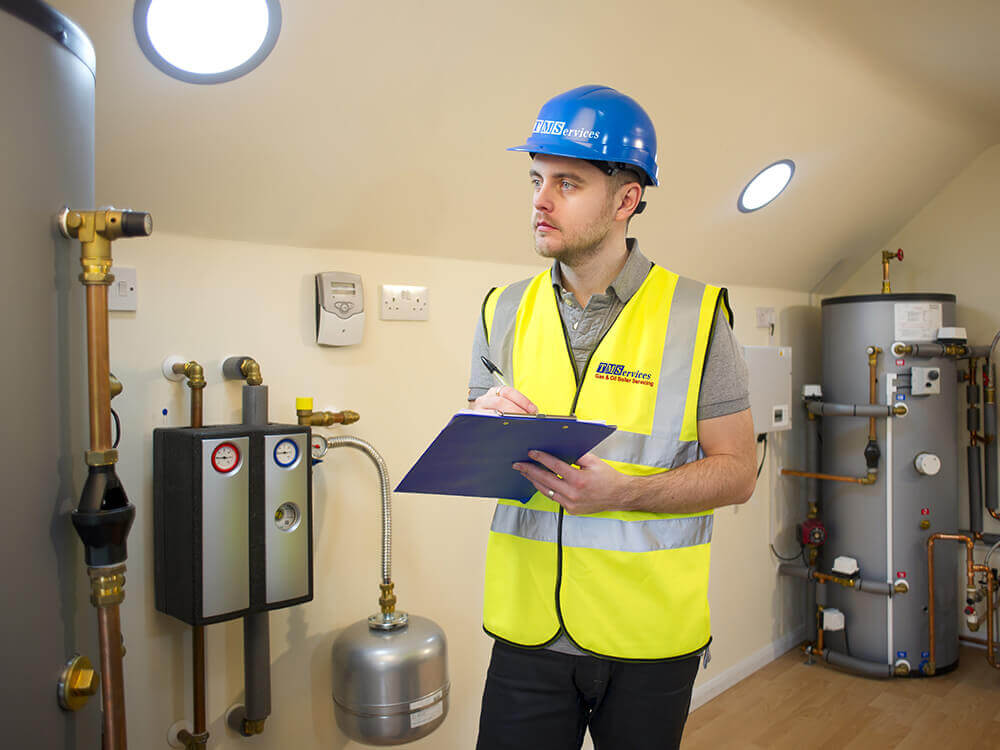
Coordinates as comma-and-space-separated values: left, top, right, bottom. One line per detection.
561, 181, 574, 190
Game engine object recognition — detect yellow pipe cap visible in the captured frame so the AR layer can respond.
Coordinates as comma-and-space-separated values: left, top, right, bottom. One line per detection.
296, 397, 314, 411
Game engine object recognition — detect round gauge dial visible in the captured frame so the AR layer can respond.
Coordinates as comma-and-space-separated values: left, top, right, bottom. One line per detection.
274, 438, 299, 468
310, 436, 328, 459
211, 442, 240, 473
274, 502, 301, 532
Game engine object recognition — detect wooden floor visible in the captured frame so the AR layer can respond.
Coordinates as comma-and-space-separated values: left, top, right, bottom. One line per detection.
683, 646, 1000, 749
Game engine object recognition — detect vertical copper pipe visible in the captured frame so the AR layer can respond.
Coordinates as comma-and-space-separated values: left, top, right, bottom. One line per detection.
191, 388, 203, 429
927, 533, 976, 671
189, 377, 206, 739
868, 348, 879, 442
86, 285, 112, 450
97, 604, 127, 750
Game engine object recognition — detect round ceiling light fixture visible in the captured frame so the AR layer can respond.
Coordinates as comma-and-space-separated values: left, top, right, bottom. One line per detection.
133, 0, 281, 84
738, 159, 795, 213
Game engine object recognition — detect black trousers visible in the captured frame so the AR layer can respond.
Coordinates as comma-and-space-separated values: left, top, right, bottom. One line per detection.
476, 641, 701, 750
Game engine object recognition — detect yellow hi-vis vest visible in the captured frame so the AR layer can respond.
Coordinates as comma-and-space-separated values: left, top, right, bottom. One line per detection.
480, 264, 731, 661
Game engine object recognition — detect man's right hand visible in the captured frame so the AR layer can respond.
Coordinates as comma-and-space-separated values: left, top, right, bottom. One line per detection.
469, 386, 538, 415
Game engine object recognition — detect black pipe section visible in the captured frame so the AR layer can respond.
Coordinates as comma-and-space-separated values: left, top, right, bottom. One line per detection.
822, 648, 894, 678
72, 465, 135, 566
969, 446, 984, 534
242, 384, 271, 729
805, 401, 895, 418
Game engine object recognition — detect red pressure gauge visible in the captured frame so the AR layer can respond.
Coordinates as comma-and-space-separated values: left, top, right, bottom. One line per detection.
211, 442, 240, 473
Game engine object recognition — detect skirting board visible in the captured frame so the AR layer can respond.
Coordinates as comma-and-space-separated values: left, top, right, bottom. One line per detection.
689, 626, 806, 712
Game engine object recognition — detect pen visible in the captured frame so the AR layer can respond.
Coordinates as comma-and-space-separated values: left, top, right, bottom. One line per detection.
481, 356, 509, 388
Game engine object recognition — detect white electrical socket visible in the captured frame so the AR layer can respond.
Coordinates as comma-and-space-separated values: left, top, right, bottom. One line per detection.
755, 306, 775, 329
380, 284, 429, 321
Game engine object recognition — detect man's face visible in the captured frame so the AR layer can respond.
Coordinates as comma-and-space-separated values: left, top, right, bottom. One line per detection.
529, 155, 617, 266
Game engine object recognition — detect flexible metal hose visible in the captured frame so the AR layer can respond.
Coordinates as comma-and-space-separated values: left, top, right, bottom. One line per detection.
326, 436, 393, 584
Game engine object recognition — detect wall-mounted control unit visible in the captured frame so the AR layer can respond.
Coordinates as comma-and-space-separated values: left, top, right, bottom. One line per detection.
316, 271, 365, 346
743, 345, 793, 435
153, 424, 313, 625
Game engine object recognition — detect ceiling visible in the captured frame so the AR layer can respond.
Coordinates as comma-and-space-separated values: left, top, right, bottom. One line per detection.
49, 0, 1000, 292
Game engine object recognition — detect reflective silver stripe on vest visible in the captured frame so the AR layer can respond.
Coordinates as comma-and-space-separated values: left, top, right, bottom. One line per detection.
490, 270, 713, 470
491, 504, 713, 552
594, 432, 701, 469
487, 278, 531, 379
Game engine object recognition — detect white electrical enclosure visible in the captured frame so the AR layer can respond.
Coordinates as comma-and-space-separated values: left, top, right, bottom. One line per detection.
316, 272, 365, 346
742, 345, 792, 435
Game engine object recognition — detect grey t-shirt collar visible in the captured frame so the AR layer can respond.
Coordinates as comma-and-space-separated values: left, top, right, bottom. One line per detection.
550, 238, 652, 305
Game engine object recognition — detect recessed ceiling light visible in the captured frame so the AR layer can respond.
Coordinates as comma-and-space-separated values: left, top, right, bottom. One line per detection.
133, 0, 281, 84
738, 159, 795, 213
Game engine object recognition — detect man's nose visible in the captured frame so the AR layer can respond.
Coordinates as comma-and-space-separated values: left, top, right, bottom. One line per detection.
533, 181, 555, 212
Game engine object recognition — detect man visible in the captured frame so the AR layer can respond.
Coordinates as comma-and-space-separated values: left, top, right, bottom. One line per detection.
468, 85, 757, 750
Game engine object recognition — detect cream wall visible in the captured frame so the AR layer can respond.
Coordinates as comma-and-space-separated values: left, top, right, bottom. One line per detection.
837, 142, 1000, 640
108, 232, 815, 748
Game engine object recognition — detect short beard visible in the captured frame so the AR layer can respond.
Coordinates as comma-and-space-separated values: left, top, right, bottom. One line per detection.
533, 207, 616, 268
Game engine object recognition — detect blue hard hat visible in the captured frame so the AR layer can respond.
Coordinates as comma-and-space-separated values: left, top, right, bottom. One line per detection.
508, 85, 659, 187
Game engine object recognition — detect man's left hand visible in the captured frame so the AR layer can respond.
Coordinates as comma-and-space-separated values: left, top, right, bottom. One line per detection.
513, 450, 633, 515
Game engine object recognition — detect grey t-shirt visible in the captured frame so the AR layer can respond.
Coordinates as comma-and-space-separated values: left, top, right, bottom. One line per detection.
468, 242, 750, 419
467, 242, 750, 658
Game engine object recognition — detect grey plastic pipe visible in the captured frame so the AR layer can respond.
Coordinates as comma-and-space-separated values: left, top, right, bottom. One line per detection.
822, 648, 894, 678
776, 564, 895, 597
806, 401, 894, 418
986, 398, 998, 514
326, 436, 393, 585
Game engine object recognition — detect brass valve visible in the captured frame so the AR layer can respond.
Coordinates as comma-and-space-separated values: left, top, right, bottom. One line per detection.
58, 207, 152, 285
295, 397, 360, 427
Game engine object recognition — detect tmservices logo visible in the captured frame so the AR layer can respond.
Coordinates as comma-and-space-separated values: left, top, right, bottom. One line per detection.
594, 362, 655, 388
533, 119, 601, 140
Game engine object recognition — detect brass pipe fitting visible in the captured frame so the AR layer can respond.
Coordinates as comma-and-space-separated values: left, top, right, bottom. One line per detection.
379, 582, 397, 615
172, 361, 206, 389
295, 397, 360, 427
58, 654, 100, 712
240, 358, 263, 386
242, 719, 266, 735
176, 729, 209, 750
89, 565, 126, 608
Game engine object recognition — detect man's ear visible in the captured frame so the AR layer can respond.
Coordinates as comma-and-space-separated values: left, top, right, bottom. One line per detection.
615, 182, 643, 221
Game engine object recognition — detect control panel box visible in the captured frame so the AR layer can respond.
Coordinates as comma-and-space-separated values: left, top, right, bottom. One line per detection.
743, 345, 793, 435
911, 366, 941, 396
154, 423, 313, 626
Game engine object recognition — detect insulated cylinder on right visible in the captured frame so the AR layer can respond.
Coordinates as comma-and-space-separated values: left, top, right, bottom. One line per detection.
820, 293, 959, 674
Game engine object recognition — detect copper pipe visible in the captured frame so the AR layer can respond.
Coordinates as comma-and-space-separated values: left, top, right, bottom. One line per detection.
781, 469, 877, 485
927, 533, 976, 674
816, 608, 824, 653
191, 388, 203, 429
868, 347, 880, 442
972, 564, 1000, 670
86, 285, 112, 451
97, 603, 127, 750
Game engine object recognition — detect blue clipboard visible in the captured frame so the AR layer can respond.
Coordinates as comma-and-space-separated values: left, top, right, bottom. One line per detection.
395, 411, 616, 502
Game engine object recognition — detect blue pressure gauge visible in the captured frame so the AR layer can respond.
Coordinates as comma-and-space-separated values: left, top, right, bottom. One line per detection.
273, 438, 300, 468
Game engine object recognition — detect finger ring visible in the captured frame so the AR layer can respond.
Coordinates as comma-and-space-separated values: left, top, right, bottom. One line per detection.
547, 489, 555, 497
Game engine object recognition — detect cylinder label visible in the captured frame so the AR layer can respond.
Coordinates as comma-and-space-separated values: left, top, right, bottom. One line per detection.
410, 700, 444, 728
894, 302, 942, 342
